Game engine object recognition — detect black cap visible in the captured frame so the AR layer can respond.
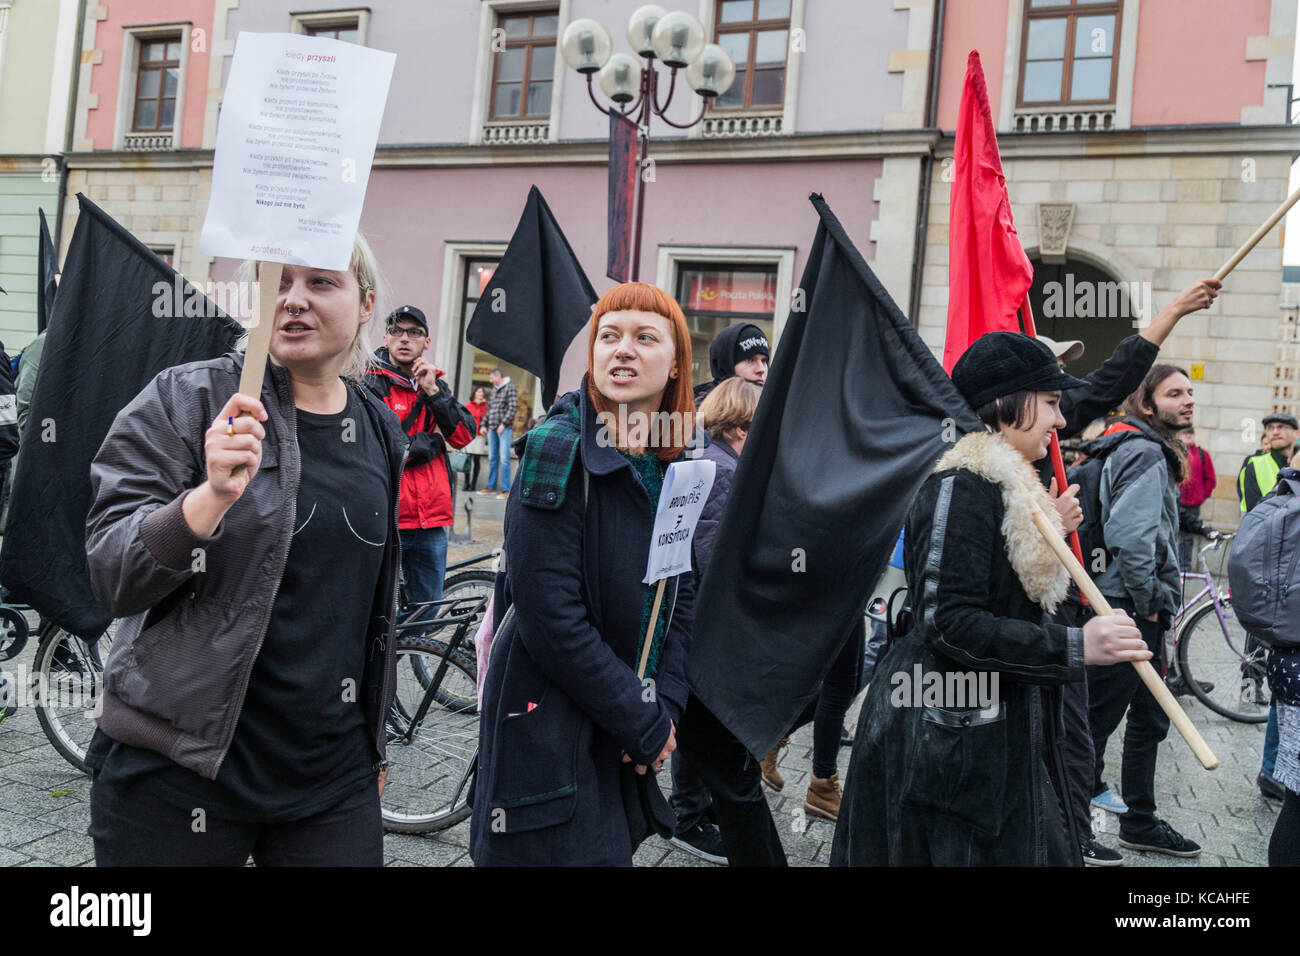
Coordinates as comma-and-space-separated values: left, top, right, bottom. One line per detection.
951, 332, 1089, 410
1262, 412, 1299, 429
387, 305, 428, 335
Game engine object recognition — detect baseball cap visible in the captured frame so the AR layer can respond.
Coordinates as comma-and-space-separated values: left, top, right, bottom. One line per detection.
387, 305, 429, 335
1035, 334, 1085, 363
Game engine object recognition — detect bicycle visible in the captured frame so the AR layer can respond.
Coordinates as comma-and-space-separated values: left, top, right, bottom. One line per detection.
1171, 533, 1270, 724
29, 549, 500, 778
381, 588, 487, 834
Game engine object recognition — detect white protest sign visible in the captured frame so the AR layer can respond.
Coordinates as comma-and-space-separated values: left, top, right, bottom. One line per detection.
200, 32, 395, 270
643, 459, 716, 585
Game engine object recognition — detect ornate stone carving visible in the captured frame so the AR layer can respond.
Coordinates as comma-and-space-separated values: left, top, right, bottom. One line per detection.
1037, 203, 1075, 263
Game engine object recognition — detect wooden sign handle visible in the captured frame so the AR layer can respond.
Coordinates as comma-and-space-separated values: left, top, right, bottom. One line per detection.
231, 260, 282, 480
1215, 183, 1300, 281
1030, 507, 1219, 770
637, 578, 667, 681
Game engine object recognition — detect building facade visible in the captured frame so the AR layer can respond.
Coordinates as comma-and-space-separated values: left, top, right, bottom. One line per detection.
0, 0, 81, 350
919, 0, 1300, 527
27, 0, 1300, 523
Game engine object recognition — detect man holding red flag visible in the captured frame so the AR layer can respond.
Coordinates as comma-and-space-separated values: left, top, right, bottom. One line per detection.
945, 50, 1222, 866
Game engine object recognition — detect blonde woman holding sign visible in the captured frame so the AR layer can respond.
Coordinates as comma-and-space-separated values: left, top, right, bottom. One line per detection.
84, 235, 407, 866
471, 282, 697, 866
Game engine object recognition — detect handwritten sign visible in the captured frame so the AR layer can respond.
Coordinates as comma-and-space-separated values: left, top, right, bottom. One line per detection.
643, 459, 716, 584
200, 32, 395, 270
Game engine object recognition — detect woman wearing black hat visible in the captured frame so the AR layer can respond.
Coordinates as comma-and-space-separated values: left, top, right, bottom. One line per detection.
832, 332, 1152, 867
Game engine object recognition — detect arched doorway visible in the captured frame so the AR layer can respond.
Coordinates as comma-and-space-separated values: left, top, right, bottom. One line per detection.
1028, 256, 1138, 380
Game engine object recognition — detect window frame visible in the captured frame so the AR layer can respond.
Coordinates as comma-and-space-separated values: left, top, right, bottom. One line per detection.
710, 0, 793, 113
487, 7, 560, 121
289, 8, 371, 46
657, 244, 796, 345
113, 23, 193, 150
132, 37, 182, 132
1016, 0, 1123, 109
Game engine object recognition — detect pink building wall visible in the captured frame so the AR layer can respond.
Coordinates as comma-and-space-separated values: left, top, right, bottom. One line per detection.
936, 0, 1273, 131
214, 158, 882, 358
85, 0, 214, 149
1130, 0, 1269, 125
935, 0, 1010, 132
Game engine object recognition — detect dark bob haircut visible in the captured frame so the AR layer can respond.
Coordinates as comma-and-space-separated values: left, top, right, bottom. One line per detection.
975, 389, 1041, 432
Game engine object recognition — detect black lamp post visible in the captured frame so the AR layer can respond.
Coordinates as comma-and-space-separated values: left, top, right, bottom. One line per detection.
561, 6, 736, 281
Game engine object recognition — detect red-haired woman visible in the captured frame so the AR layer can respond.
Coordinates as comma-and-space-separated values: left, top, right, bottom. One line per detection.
470, 282, 697, 866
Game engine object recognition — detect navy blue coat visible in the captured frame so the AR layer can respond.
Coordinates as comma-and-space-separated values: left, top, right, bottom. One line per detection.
469, 386, 693, 866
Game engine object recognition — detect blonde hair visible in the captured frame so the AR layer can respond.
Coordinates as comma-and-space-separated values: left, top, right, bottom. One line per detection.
698, 377, 761, 443
234, 232, 386, 381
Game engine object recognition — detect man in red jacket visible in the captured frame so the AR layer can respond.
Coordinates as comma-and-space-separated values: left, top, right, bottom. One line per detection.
364, 306, 476, 610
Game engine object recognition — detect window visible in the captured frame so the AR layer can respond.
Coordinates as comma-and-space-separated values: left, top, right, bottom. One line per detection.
676, 264, 778, 385
133, 37, 182, 131
1018, 0, 1121, 106
488, 10, 559, 120
290, 9, 370, 45
712, 0, 791, 111
304, 20, 359, 43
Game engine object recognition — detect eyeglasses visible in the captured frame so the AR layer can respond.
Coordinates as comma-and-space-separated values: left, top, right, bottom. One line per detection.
386, 325, 427, 339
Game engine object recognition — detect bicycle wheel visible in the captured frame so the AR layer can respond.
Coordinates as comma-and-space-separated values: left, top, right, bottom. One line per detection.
32, 622, 117, 773
1176, 601, 1269, 723
438, 569, 496, 613
381, 636, 479, 834
0, 605, 30, 661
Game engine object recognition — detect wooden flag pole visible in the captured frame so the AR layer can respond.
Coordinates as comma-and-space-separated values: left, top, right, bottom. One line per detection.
1030, 507, 1219, 771
636, 578, 667, 681
1215, 182, 1300, 281
231, 260, 282, 480
1019, 294, 1088, 570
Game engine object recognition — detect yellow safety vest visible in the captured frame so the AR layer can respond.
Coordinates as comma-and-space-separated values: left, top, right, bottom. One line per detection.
1238, 450, 1282, 512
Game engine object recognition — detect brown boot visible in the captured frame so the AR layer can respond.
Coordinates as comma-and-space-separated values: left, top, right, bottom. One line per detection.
759, 737, 789, 792
805, 771, 842, 821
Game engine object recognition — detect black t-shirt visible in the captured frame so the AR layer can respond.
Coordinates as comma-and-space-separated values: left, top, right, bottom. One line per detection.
87, 388, 391, 821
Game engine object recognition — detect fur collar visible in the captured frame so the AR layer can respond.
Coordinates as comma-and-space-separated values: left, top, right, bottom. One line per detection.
936, 430, 1070, 611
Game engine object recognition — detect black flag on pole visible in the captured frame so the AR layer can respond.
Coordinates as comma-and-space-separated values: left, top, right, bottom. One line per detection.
37, 208, 59, 334
0, 194, 242, 637
466, 185, 596, 409
686, 194, 983, 758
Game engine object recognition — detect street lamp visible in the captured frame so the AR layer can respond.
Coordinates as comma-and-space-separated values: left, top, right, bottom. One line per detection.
560, 6, 736, 280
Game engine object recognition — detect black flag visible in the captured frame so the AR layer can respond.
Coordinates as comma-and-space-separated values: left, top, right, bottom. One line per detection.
686, 194, 983, 757
0, 195, 242, 637
37, 208, 59, 334
466, 185, 596, 408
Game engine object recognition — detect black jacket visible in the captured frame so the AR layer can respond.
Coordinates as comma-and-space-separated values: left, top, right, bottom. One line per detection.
470, 385, 693, 866
833, 432, 1084, 866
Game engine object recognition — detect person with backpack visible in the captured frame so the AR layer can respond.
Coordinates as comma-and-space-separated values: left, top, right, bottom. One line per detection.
1233, 413, 1299, 802
1040, 278, 1219, 865
469, 282, 696, 866
1077, 364, 1202, 858
1226, 467, 1300, 863
363, 306, 476, 611
833, 332, 1150, 866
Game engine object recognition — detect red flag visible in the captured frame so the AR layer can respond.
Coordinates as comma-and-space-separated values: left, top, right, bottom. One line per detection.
943, 50, 1033, 373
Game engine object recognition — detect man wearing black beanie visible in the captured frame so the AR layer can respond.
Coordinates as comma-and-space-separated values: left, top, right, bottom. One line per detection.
693, 323, 769, 405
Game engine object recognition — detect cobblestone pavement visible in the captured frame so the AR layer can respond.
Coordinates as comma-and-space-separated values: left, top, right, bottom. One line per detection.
0, 624, 1277, 867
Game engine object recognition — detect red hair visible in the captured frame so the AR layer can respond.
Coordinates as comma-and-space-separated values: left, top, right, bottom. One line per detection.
587, 282, 695, 462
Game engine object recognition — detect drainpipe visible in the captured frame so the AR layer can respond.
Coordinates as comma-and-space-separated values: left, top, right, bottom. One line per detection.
54, 0, 88, 253
908, 0, 944, 325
